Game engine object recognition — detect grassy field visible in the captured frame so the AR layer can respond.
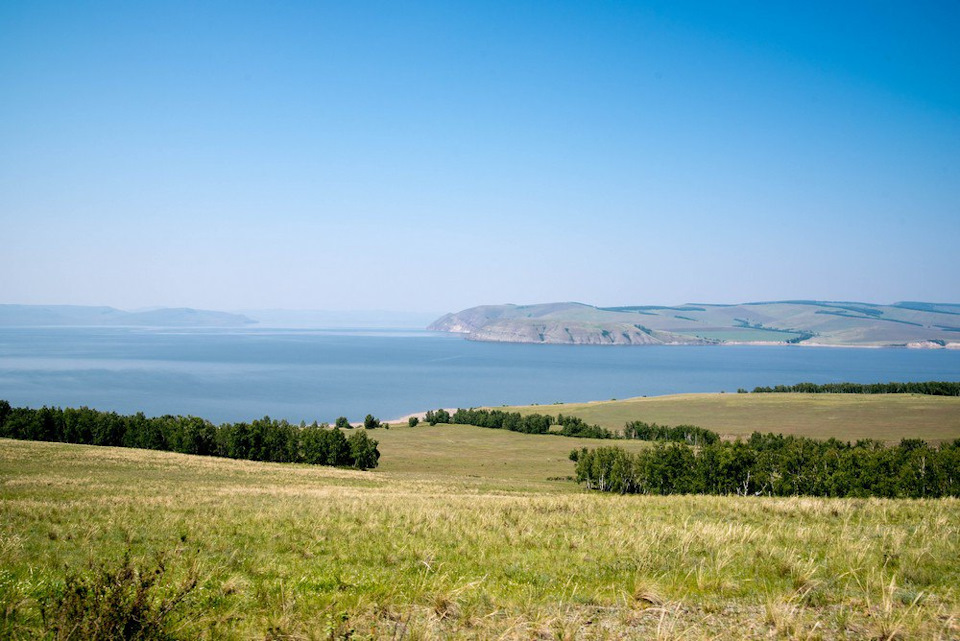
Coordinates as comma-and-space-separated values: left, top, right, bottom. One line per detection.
371, 423, 651, 491
684, 329, 804, 342
504, 393, 960, 443
2, 429, 959, 639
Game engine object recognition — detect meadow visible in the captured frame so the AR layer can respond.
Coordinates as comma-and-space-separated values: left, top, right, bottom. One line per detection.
369, 423, 651, 491
2, 410, 959, 639
504, 392, 960, 443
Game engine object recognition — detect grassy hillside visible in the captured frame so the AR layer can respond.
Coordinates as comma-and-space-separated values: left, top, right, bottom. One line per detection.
504, 392, 960, 443
2, 435, 959, 639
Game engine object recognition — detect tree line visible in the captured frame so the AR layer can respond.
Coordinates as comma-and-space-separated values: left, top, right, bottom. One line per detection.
572, 434, 960, 498
422, 408, 722, 443
425, 408, 564, 434
0, 401, 380, 469
748, 381, 960, 396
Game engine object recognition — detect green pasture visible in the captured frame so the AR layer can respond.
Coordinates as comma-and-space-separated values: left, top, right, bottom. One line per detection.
2, 432, 959, 639
371, 423, 650, 491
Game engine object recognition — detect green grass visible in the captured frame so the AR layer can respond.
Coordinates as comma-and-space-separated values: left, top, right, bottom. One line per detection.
680, 329, 804, 342
2, 434, 959, 639
371, 423, 651, 491
506, 392, 960, 443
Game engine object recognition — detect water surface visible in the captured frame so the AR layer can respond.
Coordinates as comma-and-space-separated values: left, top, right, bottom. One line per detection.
1, 327, 958, 424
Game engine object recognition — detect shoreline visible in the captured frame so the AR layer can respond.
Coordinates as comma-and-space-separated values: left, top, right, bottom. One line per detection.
453, 334, 960, 349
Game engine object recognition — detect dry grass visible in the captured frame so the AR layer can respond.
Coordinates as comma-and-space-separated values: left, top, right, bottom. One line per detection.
1, 437, 958, 639
505, 392, 960, 443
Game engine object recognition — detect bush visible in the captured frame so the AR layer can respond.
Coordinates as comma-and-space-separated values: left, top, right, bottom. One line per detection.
40, 553, 197, 640
408, 416, 419, 427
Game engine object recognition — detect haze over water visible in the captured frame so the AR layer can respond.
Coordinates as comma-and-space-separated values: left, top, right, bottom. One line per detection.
2, 327, 958, 425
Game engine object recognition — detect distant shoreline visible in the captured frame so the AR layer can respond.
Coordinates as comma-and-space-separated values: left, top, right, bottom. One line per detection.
430, 300, 960, 349
451, 334, 960, 350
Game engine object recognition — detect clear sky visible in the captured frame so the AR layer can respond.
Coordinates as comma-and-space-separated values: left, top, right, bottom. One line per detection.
2, 1, 958, 313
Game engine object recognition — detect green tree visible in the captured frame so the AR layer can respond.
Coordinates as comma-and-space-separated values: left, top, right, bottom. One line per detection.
347, 430, 380, 469
324, 427, 350, 465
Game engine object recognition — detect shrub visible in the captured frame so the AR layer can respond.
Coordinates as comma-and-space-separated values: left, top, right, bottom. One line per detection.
40, 553, 197, 640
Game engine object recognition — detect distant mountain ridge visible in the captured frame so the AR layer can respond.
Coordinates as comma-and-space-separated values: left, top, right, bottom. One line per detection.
0, 305, 255, 327
428, 301, 960, 348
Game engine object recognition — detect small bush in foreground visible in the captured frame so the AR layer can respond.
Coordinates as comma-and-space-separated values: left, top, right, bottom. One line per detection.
40, 553, 197, 641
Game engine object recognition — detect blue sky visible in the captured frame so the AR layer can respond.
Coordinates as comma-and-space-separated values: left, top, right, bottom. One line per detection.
2, 1, 958, 313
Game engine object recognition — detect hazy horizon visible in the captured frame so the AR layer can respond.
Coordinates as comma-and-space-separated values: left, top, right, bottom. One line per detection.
3, 2, 958, 312
3, 298, 960, 319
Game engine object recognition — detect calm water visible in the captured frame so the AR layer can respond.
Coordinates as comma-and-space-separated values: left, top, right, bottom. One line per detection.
1, 327, 959, 424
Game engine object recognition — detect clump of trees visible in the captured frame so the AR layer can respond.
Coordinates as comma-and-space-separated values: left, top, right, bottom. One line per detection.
0, 401, 380, 470
573, 435, 960, 498
555, 414, 615, 439
423, 407, 617, 438
424, 409, 450, 425
751, 381, 960, 396
623, 421, 719, 445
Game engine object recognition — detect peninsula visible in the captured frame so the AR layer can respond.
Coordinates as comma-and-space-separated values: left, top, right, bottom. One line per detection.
428, 301, 960, 348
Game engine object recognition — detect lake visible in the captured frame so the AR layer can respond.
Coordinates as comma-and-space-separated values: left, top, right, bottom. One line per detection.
1, 327, 959, 424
